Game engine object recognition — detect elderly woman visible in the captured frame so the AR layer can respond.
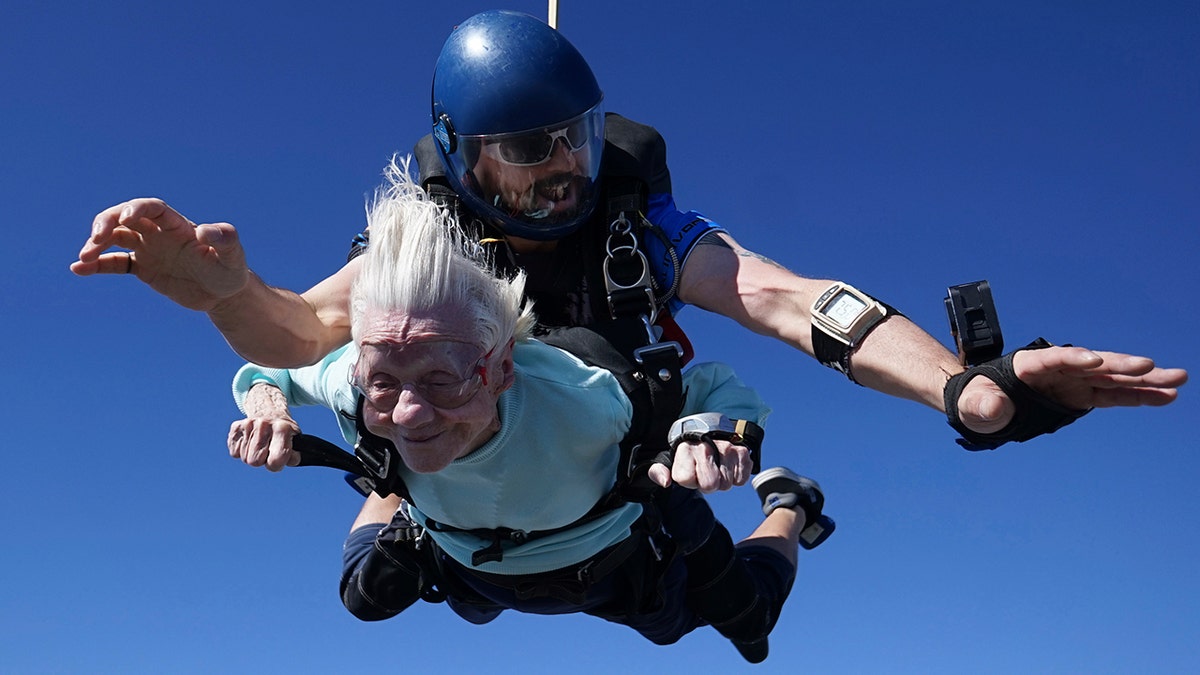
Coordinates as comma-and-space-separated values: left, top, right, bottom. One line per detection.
228, 162, 829, 663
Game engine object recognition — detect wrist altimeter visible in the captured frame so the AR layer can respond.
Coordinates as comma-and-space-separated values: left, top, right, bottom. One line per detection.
810, 282, 889, 379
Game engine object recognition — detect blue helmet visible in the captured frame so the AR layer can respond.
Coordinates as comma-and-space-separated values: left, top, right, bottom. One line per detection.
431, 10, 605, 240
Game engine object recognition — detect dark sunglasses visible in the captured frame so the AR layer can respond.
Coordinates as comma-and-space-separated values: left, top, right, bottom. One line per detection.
481, 121, 594, 166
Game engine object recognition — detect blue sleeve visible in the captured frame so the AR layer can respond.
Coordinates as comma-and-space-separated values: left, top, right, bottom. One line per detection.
679, 361, 771, 427
230, 343, 360, 445
642, 192, 726, 315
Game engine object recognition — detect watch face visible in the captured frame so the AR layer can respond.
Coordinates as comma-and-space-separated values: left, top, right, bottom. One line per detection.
825, 291, 867, 328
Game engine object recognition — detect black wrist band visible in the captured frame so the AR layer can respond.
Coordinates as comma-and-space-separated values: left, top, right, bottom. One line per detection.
812, 300, 904, 384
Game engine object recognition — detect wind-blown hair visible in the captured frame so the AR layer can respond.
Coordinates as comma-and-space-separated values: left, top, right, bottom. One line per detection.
350, 156, 536, 351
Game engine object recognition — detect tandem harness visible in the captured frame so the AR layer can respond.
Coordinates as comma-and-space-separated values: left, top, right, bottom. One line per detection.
294, 193, 692, 547
299, 132, 763, 597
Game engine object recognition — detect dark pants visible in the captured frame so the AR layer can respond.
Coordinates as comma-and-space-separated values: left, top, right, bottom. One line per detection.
341, 486, 795, 646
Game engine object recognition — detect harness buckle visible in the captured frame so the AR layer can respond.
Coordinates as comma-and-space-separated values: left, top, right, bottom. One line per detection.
355, 438, 392, 480
604, 211, 659, 324
633, 341, 684, 366
639, 314, 659, 345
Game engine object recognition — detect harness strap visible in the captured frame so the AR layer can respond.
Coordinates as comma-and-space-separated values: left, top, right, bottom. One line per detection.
448, 503, 672, 606
424, 503, 620, 567
598, 183, 688, 502
620, 341, 686, 500
461, 529, 644, 605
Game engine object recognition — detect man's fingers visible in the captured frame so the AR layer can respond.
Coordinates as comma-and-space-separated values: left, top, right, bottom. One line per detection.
78, 199, 181, 269
1108, 366, 1187, 388
84, 199, 180, 254
73, 224, 150, 276
85, 203, 129, 252
1072, 357, 1187, 389
115, 198, 193, 234
69, 258, 99, 276
84, 252, 134, 276
1012, 346, 1103, 375
1089, 385, 1180, 408
1013, 347, 1187, 410
1014, 346, 1166, 380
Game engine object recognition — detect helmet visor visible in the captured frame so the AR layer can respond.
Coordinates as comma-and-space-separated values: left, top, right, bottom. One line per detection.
447, 103, 605, 237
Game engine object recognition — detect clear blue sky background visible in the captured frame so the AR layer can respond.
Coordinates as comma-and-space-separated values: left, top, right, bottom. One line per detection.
3, 1, 1197, 673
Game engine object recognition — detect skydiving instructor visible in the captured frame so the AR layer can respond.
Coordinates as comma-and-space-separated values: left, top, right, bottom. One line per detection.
73, 10, 1187, 474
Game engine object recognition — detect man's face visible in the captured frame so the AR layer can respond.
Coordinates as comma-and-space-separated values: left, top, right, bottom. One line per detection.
354, 306, 514, 474
472, 135, 595, 226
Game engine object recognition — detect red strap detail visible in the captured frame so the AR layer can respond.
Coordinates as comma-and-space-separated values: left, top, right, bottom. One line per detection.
655, 314, 694, 365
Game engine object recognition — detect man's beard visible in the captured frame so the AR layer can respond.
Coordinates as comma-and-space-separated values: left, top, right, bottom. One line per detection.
502, 172, 592, 223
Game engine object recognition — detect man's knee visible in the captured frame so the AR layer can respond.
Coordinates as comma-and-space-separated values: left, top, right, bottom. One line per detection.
683, 524, 795, 643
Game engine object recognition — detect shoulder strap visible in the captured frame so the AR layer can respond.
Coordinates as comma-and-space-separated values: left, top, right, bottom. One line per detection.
539, 326, 684, 503
414, 134, 446, 185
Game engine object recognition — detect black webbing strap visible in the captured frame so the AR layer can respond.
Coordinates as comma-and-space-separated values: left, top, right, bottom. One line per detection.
450, 504, 671, 605
289, 401, 414, 502
621, 341, 686, 497
291, 433, 368, 476
539, 326, 684, 503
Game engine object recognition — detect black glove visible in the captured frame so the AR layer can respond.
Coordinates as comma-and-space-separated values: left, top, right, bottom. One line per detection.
944, 338, 1091, 451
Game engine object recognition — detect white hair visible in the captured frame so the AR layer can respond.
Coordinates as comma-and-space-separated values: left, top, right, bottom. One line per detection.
350, 155, 536, 350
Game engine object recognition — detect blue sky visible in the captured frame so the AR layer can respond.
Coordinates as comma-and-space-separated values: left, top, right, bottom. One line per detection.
3, 1, 1197, 672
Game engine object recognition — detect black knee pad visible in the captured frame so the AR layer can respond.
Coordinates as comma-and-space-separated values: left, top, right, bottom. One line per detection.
341, 536, 428, 621
683, 523, 770, 642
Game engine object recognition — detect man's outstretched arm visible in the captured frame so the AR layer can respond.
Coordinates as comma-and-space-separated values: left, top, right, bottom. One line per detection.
74, 198, 355, 366
678, 232, 1187, 441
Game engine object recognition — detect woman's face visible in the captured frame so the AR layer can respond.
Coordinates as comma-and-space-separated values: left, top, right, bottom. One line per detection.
353, 307, 513, 474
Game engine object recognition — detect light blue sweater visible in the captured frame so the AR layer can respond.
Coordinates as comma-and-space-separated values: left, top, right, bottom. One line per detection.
233, 339, 769, 575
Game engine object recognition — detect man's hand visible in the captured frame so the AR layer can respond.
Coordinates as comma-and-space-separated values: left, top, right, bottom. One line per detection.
956, 345, 1188, 434
72, 198, 249, 311
648, 438, 753, 493
229, 383, 302, 471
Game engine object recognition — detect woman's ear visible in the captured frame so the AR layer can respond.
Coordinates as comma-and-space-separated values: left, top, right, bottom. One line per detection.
497, 339, 516, 391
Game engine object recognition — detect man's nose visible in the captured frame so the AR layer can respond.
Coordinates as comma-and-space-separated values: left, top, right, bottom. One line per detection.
390, 387, 436, 427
